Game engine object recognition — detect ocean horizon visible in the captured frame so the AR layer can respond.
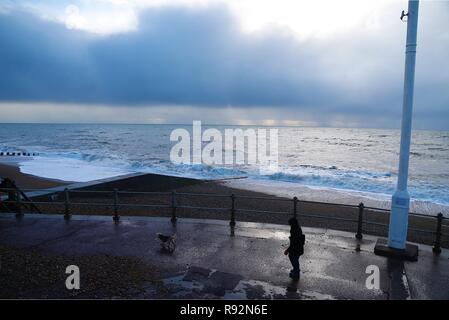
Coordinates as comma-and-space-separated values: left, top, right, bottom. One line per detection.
1, 123, 448, 216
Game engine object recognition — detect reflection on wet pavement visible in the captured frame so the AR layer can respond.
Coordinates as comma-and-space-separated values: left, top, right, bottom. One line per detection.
160, 266, 337, 300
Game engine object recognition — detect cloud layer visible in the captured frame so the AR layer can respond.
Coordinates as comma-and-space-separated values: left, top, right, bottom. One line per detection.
0, 2, 448, 129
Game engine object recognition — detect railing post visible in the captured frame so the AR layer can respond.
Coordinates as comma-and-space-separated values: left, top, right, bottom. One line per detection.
433, 213, 443, 255
113, 189, 120, 223
356, 202, 364, 240
15, 190, 23, 218
293, 196, 298, 219
171, 191, 177, 224
230, 194, 236, 236
64, 188, 71, 220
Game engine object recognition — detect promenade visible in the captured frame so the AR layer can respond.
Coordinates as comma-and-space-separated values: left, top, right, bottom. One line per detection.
0, 213, 448, 299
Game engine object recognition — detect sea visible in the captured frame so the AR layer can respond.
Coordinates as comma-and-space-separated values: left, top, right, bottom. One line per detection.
0, 123, 448, 216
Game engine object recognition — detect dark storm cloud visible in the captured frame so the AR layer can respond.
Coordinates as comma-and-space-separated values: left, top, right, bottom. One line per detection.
0, 3, 448, 129
0, 6, 330, 106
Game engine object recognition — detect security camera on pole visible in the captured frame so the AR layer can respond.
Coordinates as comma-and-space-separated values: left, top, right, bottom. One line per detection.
374, 0, 419, 261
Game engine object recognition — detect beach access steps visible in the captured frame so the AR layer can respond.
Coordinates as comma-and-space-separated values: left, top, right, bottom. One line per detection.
0, 178, 41, 214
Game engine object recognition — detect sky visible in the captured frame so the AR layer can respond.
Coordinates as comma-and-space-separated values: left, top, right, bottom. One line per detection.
0, 0, 448, 129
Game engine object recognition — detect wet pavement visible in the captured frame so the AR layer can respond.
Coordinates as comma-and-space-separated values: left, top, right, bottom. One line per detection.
0, 213, 448, 299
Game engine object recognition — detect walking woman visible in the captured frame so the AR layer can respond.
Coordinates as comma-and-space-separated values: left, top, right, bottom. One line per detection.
284, 217, 305, 280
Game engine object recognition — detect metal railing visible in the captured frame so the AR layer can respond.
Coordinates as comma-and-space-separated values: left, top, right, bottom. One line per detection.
0, 187, 447, 254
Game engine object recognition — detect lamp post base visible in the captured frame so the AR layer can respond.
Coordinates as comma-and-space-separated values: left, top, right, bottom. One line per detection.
388, 190, 410, 249
374, 238, 418, 262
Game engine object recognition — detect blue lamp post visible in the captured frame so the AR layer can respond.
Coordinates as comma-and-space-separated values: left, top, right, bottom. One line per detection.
375, 0, 420, 260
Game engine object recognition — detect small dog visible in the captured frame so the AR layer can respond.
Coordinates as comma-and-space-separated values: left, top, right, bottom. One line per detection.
156, 233, 176, 253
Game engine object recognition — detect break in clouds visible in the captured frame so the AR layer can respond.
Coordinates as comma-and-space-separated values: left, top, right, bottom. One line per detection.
0, 2, 448, 129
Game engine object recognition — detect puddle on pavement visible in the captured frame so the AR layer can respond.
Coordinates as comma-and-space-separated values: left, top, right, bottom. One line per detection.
159, 267, 337, 300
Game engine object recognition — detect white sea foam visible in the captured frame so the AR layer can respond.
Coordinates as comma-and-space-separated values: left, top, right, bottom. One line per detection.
18, 156, 133, 182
